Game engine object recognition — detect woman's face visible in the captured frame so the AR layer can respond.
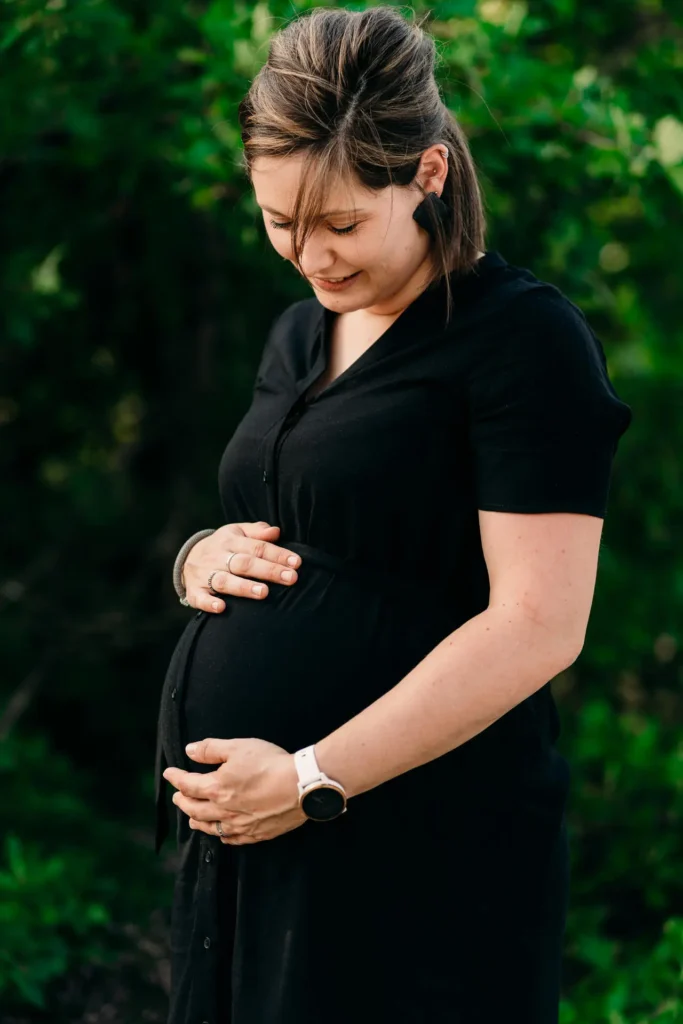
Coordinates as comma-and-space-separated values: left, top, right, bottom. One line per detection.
251, 147, 448, 317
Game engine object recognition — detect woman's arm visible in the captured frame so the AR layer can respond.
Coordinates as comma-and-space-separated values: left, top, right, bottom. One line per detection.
314, 508, 604, 799
164, 511, 605, 842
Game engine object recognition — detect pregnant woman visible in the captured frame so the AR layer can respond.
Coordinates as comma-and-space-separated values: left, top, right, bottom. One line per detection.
154, 7, 633, 1024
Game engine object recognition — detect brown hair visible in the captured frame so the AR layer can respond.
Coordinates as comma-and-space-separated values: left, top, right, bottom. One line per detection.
238, 5, 487, 323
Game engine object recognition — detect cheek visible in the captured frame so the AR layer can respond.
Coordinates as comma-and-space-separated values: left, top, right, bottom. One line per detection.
382, 220, 414, 259
363, 220, 404, 267
266, 228, 293, 260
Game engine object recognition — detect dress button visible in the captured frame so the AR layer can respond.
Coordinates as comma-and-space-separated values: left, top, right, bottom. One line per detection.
170, 687, 177, 700
204, 848, 213, 864
203, 936, 211, 950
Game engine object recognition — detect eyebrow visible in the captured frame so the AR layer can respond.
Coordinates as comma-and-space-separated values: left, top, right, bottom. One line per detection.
260, 205, 367, 218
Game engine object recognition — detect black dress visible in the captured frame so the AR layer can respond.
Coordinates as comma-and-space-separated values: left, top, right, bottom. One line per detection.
154, 251, 633, 1024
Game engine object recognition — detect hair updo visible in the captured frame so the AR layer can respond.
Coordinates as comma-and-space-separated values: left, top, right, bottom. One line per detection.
238, 5, 487, 322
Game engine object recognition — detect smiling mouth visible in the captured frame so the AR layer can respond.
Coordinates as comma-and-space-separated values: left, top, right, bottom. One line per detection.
315, 271, 360, 283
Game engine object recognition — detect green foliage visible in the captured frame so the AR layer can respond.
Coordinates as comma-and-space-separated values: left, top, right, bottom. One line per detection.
1, 0, 682, 1019
561, 917, 683, 1023
559, 696, 683, 1019
0, 834, 110, 1008
0, 734, 169, 1016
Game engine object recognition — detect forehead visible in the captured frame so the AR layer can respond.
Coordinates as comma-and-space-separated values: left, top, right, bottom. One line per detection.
251, 154, 375, 216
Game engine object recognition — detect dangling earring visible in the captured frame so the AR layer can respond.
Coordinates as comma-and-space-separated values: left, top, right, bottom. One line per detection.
412, 190, 453, 241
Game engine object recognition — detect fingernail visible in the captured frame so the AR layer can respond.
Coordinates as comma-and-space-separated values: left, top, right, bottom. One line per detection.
186, 742, 198, 754
252, 584, 264, 595
212, 601, 219, 610
287, 555, 300, 566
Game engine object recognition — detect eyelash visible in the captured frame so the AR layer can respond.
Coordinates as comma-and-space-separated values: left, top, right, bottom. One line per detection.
269, 220, 358, 236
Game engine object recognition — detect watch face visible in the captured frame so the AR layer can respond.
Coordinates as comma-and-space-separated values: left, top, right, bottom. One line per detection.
301, 784, 346, 822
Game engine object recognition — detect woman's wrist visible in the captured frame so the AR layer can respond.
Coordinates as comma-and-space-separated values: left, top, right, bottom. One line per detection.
173, 528, 217, 602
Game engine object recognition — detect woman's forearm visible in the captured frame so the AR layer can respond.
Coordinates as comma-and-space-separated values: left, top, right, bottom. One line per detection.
314, 606, 577, 800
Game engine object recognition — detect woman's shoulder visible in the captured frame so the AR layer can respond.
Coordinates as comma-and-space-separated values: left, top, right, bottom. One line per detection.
466, 260, 613, 381
465, 262, 633, 441
253, 297, 321, 389
276, 294, 320, 324
265, 296, 321, 346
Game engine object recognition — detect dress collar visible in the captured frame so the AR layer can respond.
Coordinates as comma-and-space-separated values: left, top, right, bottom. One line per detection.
312, 249, 508, 341
300, 249, 508, 403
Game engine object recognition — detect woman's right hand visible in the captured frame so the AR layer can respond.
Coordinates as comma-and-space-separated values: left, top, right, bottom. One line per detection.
181, 522, 301, 614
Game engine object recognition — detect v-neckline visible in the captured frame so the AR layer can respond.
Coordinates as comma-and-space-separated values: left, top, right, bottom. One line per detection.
301, 281, 438, 406
302, 306, 398, 405
299, 251, 505, 406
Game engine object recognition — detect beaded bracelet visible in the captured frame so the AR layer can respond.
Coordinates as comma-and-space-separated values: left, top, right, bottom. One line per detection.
172, 528, 216, 606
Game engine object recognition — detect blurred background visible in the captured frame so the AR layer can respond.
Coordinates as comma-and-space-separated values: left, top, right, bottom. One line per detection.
1, 1, 681, 1021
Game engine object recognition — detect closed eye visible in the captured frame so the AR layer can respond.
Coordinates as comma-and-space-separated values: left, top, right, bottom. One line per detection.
269, 220, 357, 236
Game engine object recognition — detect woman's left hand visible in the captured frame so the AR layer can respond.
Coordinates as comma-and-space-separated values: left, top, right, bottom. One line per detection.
162, 737, 307, 845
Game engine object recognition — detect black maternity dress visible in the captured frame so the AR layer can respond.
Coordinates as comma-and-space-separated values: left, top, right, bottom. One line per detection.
154, 250, 633, 1024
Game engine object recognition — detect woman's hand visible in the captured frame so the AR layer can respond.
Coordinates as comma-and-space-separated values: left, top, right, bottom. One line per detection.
182, 522, 302, 613
163, 737, 308, 845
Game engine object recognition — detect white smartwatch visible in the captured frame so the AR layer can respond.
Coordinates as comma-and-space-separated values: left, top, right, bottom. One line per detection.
294, 744, 347, 822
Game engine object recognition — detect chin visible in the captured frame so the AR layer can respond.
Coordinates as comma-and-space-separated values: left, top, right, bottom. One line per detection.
317, 293, 367, 313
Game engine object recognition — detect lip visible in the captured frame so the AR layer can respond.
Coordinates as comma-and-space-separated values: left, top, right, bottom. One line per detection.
313, 271, 362, 292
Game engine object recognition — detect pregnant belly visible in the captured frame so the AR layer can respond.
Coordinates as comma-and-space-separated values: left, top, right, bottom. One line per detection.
180, 542, 458, 755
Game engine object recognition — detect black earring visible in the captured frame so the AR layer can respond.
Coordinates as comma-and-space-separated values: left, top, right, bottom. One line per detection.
412, 191, 453, 240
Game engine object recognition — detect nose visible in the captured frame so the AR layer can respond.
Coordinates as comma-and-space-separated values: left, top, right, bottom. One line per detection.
297, 232, 337, 281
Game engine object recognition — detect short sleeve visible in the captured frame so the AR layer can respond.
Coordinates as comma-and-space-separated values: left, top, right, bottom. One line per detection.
467, 287, 633, 518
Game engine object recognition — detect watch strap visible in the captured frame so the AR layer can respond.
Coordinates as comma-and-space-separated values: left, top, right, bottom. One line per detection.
294, 744, 323, 789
